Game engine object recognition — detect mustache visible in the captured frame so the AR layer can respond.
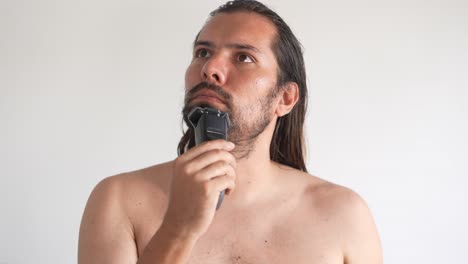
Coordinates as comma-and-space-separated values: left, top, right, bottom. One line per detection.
185, 82, 232, 105
183, 82, 233, 125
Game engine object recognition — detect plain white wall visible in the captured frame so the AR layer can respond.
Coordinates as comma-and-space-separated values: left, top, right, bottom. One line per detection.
1, 0, 467, 263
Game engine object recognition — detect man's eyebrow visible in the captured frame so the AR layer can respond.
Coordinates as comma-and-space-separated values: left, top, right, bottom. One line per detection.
227, 43, 261, 53
194, 40, 261, 53
194, 40, 214, 48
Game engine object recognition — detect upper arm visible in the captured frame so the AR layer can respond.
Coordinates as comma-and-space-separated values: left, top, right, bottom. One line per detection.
78, 176, 138, 264
341, 190, 383, 264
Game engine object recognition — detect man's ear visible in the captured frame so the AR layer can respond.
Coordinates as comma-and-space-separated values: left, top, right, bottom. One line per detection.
275, 82, 299, 117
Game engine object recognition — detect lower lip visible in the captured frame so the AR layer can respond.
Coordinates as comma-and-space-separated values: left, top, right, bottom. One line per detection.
193, 95, 224, 105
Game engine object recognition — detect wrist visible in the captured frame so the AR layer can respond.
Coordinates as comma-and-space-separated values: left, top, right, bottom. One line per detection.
138, 222, 200, 264
158, 220, 201, 245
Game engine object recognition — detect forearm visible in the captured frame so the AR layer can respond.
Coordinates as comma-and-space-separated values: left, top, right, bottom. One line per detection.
137, 225, 199, 264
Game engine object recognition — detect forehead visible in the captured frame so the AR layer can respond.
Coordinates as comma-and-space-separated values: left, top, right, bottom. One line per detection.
196, 12, 278, 55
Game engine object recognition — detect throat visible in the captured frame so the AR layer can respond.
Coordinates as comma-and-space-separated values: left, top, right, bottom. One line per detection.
224, 159, 277, 207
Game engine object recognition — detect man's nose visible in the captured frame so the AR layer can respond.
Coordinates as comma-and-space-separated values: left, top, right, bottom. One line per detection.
201, 55, 227, 85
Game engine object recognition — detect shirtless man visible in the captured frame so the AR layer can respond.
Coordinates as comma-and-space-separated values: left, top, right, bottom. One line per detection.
78, 1, 382, 263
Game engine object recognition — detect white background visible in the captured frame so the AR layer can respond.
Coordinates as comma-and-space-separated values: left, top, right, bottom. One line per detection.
1, 0, 467, 263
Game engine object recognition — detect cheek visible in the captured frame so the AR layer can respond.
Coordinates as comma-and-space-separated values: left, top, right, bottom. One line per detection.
185, 63, 199, 89
246, 76, 277, 97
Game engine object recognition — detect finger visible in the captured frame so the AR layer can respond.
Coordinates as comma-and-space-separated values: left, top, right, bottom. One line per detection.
189, 149, 236, 173
207, 174, 236, 195
194, 160, 236, 182
181, 140, 235, 161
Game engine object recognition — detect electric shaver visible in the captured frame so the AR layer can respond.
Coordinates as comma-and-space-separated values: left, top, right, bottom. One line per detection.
187, 107, 231, 210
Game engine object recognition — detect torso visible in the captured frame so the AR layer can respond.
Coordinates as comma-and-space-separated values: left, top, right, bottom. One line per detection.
119, 161, 346, 264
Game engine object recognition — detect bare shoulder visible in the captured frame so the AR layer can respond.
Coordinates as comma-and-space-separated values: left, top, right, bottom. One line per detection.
300, 173, 383, 264
94, 160, 174, 195
302, 173, 368, 218
276, 166, 372, 220
276, 165, 382, 264
86, 161, 175, 228
78, 161, 174, 264
275, 164, 363, 213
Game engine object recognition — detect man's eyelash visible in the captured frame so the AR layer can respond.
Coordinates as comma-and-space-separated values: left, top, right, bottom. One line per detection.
238, 53, 255, 62
194, 48, 210, 57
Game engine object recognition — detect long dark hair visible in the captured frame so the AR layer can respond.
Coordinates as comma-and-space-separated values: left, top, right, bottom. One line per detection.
178, 0, 308, 172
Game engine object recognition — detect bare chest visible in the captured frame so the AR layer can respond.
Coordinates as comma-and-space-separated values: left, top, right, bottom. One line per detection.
135, 208, 343, 264
186, 221, 343, 264
187, 206, 343, 264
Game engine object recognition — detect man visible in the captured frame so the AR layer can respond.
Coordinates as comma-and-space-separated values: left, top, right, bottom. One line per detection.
78, 1, 382, 263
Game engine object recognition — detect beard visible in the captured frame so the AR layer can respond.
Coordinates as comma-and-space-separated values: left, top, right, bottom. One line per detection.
182, 81, 279, 159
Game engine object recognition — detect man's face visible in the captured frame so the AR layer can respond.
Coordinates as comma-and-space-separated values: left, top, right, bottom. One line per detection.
184, 11, 281, 153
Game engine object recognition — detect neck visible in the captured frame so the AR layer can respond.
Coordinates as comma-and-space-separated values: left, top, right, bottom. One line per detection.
225, 119, 279, 207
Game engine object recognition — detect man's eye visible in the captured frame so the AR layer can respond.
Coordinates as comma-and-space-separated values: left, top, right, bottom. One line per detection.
195, 49, 211, 58
237, 53, 254, 63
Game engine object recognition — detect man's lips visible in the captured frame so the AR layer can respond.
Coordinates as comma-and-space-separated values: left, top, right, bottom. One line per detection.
191, 90, 226, 105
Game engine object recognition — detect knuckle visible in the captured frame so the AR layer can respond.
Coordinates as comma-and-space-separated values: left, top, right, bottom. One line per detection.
213, 149, 223, 156
223, 151, 233, 160
224, 153, 235, 165
217, 161, 229, 171
181, 163, 192, 175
